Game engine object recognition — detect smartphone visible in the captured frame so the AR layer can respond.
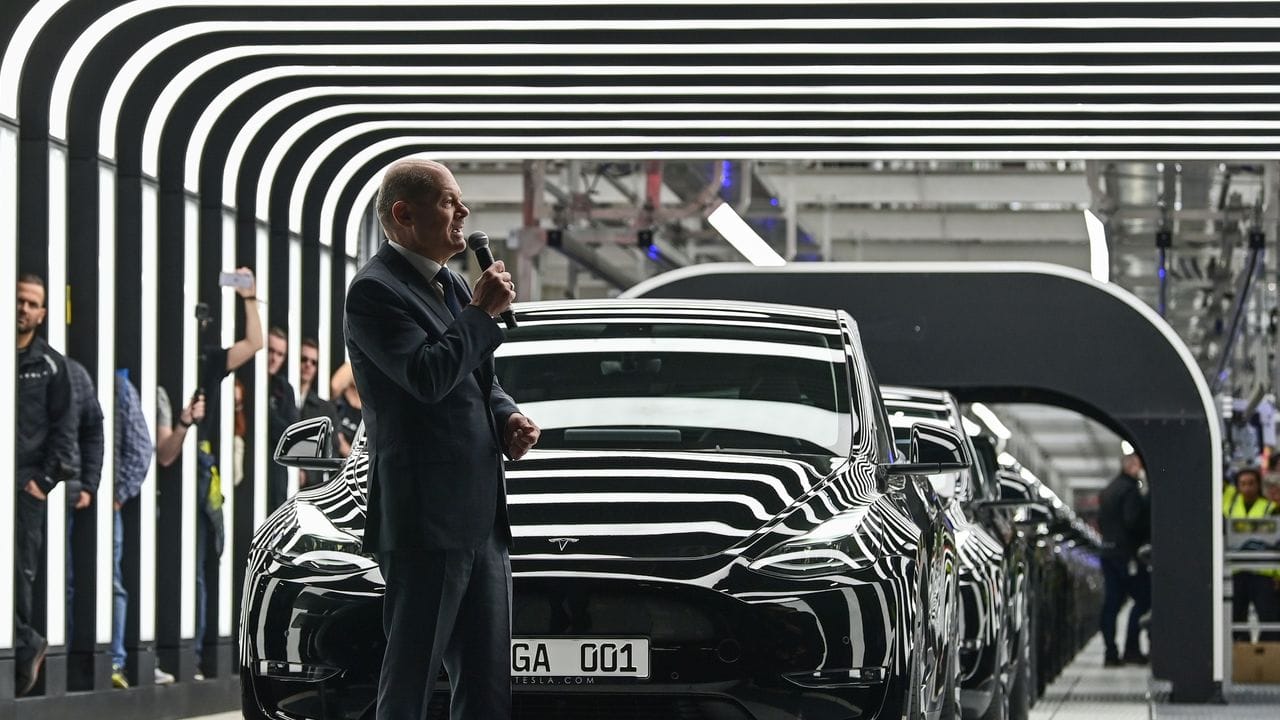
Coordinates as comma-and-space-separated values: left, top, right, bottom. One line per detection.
218, 271, 252, 289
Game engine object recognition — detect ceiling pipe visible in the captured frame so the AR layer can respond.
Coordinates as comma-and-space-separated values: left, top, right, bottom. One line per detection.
1211, 227, 1265, 393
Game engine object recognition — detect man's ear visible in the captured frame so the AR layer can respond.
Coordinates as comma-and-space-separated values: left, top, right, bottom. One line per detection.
390, 199, 413, 228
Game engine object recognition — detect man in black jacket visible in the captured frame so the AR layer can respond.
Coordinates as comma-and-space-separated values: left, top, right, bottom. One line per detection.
14, 273, 77, 695
1097, 453, 1151, 666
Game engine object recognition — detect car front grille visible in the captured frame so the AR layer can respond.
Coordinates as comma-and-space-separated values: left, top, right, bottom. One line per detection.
428, 693, 755, 720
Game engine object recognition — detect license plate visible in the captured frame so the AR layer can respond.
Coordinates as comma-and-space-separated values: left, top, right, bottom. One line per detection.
511, 638, 649, 678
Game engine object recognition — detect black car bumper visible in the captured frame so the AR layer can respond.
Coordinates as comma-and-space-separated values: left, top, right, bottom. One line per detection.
241, 562, 910, 720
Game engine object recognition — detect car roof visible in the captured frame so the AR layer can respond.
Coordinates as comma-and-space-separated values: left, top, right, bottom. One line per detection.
512, 298, 845, 331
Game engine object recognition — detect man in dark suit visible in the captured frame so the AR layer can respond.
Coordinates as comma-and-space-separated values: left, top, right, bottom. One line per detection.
344, 158, 540, 720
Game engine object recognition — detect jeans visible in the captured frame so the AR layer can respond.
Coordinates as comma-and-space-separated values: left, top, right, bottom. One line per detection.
1099, 556, 1151, 657
194, 507, 221, 666
111, 507, 127, 668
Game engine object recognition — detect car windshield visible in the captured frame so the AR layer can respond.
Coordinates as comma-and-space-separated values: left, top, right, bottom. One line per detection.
495, 321, 857, 454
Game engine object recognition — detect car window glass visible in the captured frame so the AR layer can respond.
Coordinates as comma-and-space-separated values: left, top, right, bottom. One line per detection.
496, 321, 855, 455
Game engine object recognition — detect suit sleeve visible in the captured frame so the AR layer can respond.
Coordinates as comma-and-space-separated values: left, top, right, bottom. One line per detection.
489, 376, 520, 439
345, 276, 505, 404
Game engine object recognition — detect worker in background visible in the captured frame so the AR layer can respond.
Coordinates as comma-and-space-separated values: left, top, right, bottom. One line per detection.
1097, 453, 1151, 666
1226, 467, 1279, 641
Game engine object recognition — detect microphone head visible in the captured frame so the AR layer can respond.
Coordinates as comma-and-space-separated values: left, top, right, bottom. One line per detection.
466, 231, 490, 251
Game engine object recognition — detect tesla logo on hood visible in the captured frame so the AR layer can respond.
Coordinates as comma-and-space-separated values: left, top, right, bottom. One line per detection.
548, 537, 579, 551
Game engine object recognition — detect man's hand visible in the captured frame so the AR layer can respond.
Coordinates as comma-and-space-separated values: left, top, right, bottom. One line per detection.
114, 500, 122, 512
74, 491, 92, 510
232, 266, 257, 299
504, 413, 540, 460
24, 480, 47, 501
469, 261, 516, 319
183, 393, 206, 426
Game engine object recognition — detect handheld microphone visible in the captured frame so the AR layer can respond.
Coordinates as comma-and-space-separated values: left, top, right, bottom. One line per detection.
467, 231, 518, 329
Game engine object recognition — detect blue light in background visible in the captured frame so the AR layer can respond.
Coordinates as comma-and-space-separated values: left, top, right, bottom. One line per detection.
647, 244, 661, 261
769, 197, 778, 207
721, 160, 733, 189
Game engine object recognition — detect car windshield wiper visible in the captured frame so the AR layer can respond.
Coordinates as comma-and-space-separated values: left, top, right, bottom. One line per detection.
693, 446, 791, 455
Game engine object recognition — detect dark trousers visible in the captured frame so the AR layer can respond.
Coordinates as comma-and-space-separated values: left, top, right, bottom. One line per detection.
1232, 572, 1280, 642
1100, 556, 1150, 658
15, 490, 48, 670
375, 525, 512, 720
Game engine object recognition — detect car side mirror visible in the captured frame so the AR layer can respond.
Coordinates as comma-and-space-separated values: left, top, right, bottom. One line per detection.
274, 417, 344, 471
878, 423, 971, 488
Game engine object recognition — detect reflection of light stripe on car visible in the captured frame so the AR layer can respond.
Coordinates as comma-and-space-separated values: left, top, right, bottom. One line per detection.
517, 301, 838, 323
519, 398, 853, 453
514, 521, 754, 538
496, 337, 847, 362
508, 467, 816, 508
509, 492, 778, 521
516, 316, 847, 336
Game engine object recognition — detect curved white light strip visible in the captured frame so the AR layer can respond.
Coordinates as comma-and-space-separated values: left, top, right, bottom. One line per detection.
0, 0, 72, 119
305, 128, 1280, 238
0, 125, 17, 648
620, 259, 1223, 682
107, 32, 1280, 163
46, 0, 903, 129
1084, 209, 1110, 282
707, 202, 788, 266
58, 4, 1280, 139
301, 121, 1280, 236
117, 26, 1280, 169
205, 78, 1280, 200
217, 94, 1280, 205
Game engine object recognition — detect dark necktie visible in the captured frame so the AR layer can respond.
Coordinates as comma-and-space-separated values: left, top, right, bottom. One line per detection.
433, 266, 464, 318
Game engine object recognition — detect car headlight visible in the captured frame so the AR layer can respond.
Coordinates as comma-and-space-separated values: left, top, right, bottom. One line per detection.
748, 508, 884, 579
271, 503, 373, 571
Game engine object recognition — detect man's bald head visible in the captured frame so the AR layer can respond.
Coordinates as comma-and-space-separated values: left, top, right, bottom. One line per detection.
376, 159, 450, 236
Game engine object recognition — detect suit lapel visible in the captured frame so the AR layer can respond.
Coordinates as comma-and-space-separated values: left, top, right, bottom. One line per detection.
377, 243, 453, 331
376, 243, 495, 403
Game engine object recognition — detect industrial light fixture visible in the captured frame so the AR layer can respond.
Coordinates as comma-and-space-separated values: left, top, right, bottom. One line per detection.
961, 417, 982, 436
970, 402, 1012, 440
1084, 209, 1109, 283
707, 202, 787, 267
997, 451, 1018, 467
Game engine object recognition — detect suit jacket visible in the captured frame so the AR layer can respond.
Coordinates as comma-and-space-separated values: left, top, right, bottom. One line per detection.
345, 242, 519, 552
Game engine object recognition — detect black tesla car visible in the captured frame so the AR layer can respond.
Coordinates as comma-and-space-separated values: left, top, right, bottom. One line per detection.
993, 462, 1102, 700
881, 387, 1035, 720
241, 299, 966, 720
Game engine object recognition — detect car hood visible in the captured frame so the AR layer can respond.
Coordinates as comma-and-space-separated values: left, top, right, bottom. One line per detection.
505, 449, 843, 560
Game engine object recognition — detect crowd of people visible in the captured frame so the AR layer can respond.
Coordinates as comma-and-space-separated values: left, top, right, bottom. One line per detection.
12, 269, 360, 695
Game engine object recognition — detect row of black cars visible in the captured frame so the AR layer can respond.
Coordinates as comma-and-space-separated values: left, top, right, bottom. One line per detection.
240, 299, 1103, 720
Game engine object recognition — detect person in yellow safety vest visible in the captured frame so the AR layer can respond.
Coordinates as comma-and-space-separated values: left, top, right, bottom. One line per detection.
1226, 468, 1279, 641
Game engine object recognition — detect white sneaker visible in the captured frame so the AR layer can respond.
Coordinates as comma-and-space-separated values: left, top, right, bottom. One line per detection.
153, 667, 175, 685
193, 671, 205, 681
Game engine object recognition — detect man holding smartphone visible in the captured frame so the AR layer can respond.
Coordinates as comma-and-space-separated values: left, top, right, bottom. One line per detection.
192, 267, 262, 678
